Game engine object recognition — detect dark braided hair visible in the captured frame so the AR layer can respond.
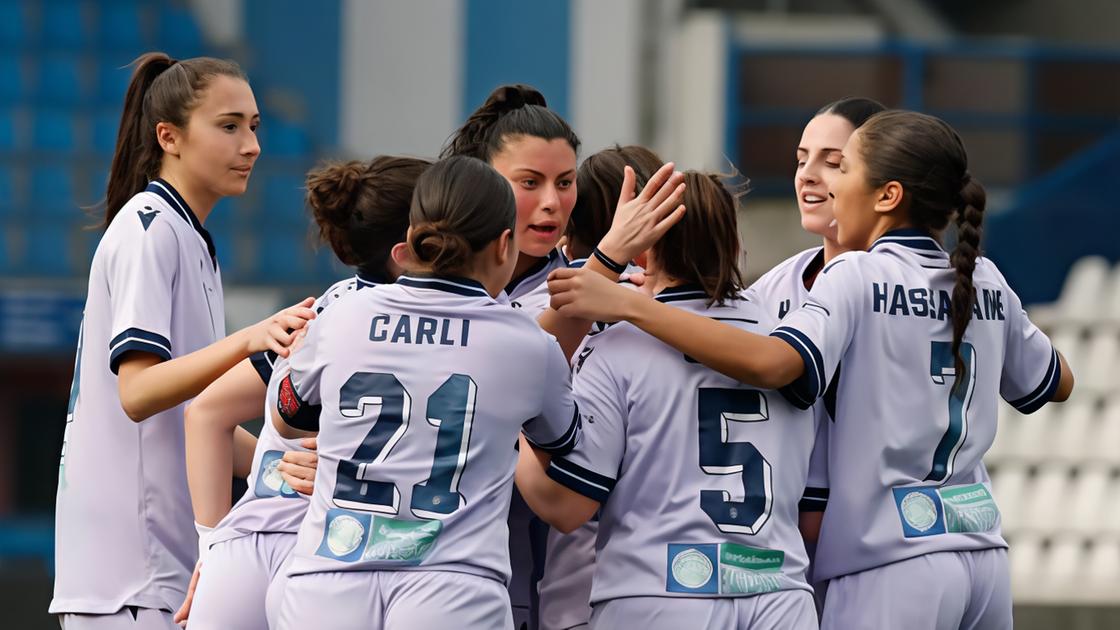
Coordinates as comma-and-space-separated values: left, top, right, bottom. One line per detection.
857, 110, 984, 389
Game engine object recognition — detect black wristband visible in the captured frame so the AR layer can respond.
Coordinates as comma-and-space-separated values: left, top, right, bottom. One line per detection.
592, 247, 627, 274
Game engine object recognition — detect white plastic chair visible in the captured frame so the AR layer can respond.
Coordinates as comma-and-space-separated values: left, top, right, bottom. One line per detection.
1057, 256, 1111, 324
1080, 329, 1120, 396
1024, 464, 1071, 535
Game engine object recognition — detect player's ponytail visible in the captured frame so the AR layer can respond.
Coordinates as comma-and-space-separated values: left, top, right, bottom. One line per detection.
652, 171, 746, 306
858, 110, 985, 388
568, 145, 664, 260
408, 156, 516, 276
102, 52, 247, 229
441, 84, 580, 162
306, 156, 431, 278
950, 176, 986, 386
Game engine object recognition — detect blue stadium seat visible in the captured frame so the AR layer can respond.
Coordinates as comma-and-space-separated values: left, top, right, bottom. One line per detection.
92, 110, 119, 155
0, 53, 27, 104
37, 55, 84, 105
0, 2, 30, 48
0, 108, 18, 150
263, 173, 310, 226
262, 120, 311, 157
98, 2, 144, 50
32, 110, 78, 153
256, 228, 313, 284
96, 57, 132, 105
158, 5, 205, 58
0, 166, 15, 214
30, 165, 78, 217
25, 222, 74, 276
41, 1, 90, 49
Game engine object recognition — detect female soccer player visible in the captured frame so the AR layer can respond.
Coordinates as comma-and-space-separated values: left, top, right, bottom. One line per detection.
176, 156, 431, 630
50, 52, 315, 630
273, 156, 581, 630
548, 110, 1074, 629
519, 171, 820, 629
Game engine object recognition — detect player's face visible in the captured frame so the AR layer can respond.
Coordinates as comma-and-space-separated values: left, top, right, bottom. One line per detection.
179, 75, 261, 201
831, 131, 880, 251
490, 136, 578, 259
795, 113, 854, 241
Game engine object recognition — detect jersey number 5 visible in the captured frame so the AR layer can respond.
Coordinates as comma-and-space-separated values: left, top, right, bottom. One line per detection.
333, 372, 477, 520
698, 388, 773, 534
926, 341, 977, 483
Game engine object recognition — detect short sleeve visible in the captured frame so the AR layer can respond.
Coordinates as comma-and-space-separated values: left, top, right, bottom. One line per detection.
106, 217, 179, 374
546, 338, 627, 504
277, 321, 325, 431
998, 283, 1060, 414
769, 255, 862, 409
522, 336, 581, 455
799, 409, 830, 512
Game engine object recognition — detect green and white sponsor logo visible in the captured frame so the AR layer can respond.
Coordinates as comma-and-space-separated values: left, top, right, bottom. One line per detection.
901, 491, 939, 532
362, 516, 442, 564
719, 543, 784, 595
940, 483, 1000, 534
671, 548, 714, 589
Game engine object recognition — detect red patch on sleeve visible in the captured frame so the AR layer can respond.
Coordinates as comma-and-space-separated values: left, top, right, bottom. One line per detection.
278, 375, 301, 418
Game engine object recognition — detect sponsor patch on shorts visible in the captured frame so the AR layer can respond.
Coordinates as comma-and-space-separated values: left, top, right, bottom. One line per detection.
666, 543, 785, 595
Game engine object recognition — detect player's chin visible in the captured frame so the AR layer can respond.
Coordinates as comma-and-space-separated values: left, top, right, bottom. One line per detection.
221, 173, 253, 196
520, 234, 561, 258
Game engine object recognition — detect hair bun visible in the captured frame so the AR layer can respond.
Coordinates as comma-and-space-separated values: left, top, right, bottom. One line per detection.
306, 161, 366, 227
491, 84, 547, 113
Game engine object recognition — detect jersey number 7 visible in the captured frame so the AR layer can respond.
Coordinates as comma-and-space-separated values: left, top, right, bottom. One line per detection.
332, 372, 477, 520
926, 341, 977, 483
698, 388, 773, 535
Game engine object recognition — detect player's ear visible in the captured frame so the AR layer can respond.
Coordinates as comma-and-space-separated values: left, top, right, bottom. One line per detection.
155, 121, 183, 157
874, 180, 904, 215
495, 228, 514, 267
390, 241, 411, 267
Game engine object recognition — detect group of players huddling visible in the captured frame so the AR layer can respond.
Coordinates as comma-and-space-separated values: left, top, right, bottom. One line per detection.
50, 52, 1074, 630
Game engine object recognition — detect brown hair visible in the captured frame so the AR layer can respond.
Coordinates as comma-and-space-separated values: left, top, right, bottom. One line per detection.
408, 156, 517, 276
815, 97, 887, 128
306, 156, 432, 279
102, 52, 248, 228
652, 171, 745, 306
857, 110, 984, 388
567, 144, 664, 260
440, 84, 580, 163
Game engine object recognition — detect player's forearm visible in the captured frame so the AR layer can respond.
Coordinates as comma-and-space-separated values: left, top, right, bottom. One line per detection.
118, 328, 255, 422
621, 293, 804, 388
1053, 350, 1075, 402
515, 436, 597, 534
539, 257, 619, 361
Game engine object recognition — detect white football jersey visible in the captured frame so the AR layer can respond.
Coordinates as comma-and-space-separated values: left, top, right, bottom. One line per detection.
771, 228, 1061, 581
281, 275, 581, 585
210, 274, 382, 547
506, 248, 568, 317
550, 286, 818, 605
52, 180, 225, 614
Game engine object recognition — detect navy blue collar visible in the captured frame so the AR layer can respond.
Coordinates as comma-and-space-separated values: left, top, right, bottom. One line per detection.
654, 283, 710, 304
568, 257, 588, 269
868, 228, 947, 256
355, 272, 384, 289
505, 248, 564, 295
397, 273, 492, 298
146, 178, 217, 268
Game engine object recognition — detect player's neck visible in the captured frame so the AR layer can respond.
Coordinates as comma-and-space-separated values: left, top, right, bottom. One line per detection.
156, 169, 218, 225
821, 237, 848, 265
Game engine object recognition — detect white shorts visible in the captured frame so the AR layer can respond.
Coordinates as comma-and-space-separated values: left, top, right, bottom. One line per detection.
277, 569, 514, 630
821, 548, 1011, 630
590, 589, 816, 630
59, 607, 176, 630
187, 532, 296, 630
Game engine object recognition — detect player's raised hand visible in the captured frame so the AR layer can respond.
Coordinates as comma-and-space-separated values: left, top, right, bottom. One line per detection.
278, 437, 318, 495
173, 560, 202, 627
548, 267, 645, 322
244, 297, 317, 357
595, 162, 686, 264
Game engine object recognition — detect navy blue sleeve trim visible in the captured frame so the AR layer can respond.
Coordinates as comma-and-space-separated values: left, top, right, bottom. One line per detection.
1008, 347, 1061, 414
109, 328, 172, 374
277, 374, 321, 432
525, 406, 581, 456
547, 457, 614, 504
249, 351, 278, 384
771, 327, 824, 409
798, 486, 830, 512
